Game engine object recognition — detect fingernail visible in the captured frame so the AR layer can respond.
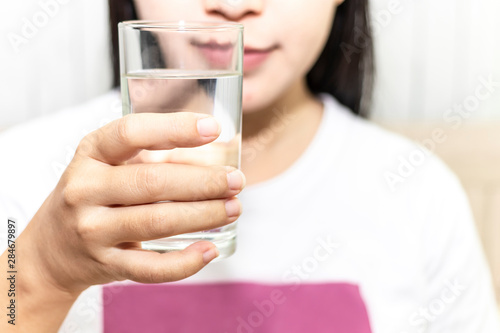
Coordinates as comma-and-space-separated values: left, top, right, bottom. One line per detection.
225, 198, 242, 218
227, 169, 246, 191
203, 247, 219, 264
197, 117, 220, 138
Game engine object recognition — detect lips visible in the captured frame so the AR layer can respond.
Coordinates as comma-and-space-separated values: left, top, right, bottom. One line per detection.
193, 39, 278, 72
244, 46, 277, 72
192, 40, 235, 68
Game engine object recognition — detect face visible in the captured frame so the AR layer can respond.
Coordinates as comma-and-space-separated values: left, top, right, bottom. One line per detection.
133, 0, 342, 113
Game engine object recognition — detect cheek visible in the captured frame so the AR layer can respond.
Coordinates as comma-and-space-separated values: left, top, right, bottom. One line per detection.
242, 3, 335, 112
281, 3, 335, 72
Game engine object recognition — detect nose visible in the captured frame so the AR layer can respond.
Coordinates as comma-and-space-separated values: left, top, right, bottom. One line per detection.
204, 0, 264, 21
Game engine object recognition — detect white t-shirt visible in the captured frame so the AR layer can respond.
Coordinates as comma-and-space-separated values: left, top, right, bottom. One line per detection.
0, 91, 498, 333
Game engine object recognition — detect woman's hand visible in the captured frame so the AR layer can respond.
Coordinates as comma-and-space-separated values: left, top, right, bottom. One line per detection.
4, 112, 245, 332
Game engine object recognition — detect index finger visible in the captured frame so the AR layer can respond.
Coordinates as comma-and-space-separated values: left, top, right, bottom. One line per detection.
79, 112, 221, 165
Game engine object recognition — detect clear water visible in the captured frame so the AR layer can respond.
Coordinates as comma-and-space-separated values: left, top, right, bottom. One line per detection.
121, 70, 243, 258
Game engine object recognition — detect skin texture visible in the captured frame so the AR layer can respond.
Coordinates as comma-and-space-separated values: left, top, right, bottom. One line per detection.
134, 0, 338, 113
0, 113, 245, 332
133, 0, 343, 185
1, 0, 344, 331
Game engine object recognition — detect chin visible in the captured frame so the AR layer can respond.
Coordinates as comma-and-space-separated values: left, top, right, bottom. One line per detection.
241, 75, 282, 114
242, 100, 265, 114
242, 92, 273, 114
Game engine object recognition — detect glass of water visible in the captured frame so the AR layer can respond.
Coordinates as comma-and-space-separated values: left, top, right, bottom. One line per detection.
118, 21, 243, 259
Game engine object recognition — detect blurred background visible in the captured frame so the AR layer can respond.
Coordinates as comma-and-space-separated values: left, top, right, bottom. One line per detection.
0, 0, 499, 306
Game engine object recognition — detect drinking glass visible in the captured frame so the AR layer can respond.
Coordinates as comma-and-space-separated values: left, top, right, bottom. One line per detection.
119, 21, 243, 259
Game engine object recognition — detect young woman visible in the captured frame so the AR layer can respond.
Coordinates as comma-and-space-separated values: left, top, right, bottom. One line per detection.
1, 0, 498, 332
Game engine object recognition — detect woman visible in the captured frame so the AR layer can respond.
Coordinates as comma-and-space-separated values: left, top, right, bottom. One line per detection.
0, 0, 498, 332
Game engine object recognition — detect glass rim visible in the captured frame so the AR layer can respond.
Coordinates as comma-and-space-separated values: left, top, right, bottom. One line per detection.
119, 20, 244, 31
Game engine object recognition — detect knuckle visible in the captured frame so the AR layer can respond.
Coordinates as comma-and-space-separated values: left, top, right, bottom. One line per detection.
178, 202, 200, 224
116, 115, 134, 145
140, 255, 197, 283
147, 207, 170, 237
132, 165, 163, 197
76, 134, 95, 157
168, 260, 190, 281
131, 254, 199, 283
167, 112, 197, 146
185, 201, 212, 223
166, 116, 183, 146
75, 217, 99, 242
202, 166, 229, 197
199, 200, 225, 223
60, 179, 85, 207
58, 161, 96, 207
145, 264, 169, 283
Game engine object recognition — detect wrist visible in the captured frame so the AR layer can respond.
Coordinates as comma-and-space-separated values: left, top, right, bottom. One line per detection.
18, 223, 83, 300
1, 222, 82, 331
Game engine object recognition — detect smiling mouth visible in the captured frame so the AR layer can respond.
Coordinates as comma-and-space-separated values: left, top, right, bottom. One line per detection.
243, 45, 279, 72
191, 40, 235, 68
192, 40, 234, 50
191, 39, 279, 72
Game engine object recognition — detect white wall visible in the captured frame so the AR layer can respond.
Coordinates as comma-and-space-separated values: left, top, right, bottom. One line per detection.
0, 0, 112, 128
0, 0, 499, 128
370, 0, 500, 122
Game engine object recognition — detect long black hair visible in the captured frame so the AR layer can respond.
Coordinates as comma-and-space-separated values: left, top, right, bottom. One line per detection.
108, 0, 373, 116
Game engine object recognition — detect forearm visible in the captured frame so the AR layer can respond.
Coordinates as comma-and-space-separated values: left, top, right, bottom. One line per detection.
0, 228, 81, 332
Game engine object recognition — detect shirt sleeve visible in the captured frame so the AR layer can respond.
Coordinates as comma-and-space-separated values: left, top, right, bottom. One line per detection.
419, 157, 500, 333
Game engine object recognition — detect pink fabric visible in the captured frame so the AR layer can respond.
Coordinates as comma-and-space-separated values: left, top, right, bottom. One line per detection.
103, 282, 373, 333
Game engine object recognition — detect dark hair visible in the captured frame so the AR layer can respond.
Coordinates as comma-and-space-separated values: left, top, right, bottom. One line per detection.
108, 0, 373, 116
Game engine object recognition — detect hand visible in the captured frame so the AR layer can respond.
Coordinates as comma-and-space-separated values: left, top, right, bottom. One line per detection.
128, 135, 240, 166
21, 112, 245, 295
